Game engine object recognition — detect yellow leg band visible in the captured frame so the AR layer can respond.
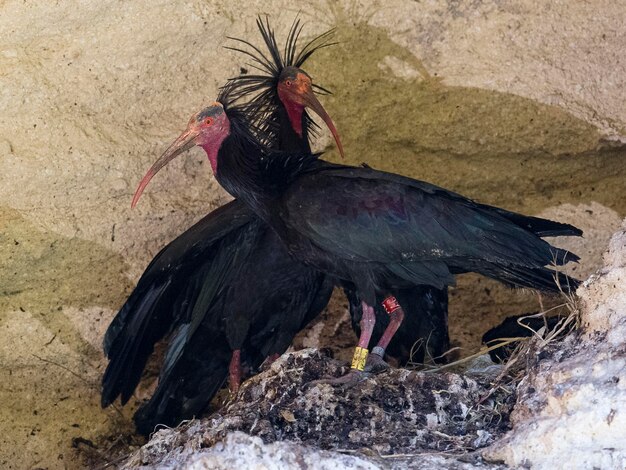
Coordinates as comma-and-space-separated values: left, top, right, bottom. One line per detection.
351, 346, 369, 371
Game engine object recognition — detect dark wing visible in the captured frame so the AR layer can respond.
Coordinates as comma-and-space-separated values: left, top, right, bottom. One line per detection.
283, 167, 573, 269
101, 199, 255, 407
103, 200, 252, 355
340, 166, 582, 239
133, 316, 232, 436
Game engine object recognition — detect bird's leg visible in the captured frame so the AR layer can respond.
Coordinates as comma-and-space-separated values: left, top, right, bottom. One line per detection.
228, 349, 242, 395
267, 353, 281, 363
352, 300, 376, 369
365, 295, 405, 373
308, 301, 375, 388
260, 352, 281, 371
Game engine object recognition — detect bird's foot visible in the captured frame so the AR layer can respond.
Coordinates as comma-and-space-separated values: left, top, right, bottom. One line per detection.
307, 369, 368, 389
364, 349, 390, 374
307, 346, 375, 389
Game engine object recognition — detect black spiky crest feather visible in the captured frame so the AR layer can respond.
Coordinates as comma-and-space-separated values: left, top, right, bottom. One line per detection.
215, 80, 325, 209
223, 16, 336, 147
216, 81, 271, 154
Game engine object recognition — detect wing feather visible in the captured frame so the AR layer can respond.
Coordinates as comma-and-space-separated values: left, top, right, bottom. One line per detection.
282, 167, 565, 270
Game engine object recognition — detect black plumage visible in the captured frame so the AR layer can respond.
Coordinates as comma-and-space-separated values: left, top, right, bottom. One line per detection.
226, 18, 451, 367
127, 211, 333, 435
164, 97, 581, 384
101, 200, 252, 408
105, 17, 583, 431
101, 21, 337, 435
258, 163, 580, 302
482, 313, 573, 363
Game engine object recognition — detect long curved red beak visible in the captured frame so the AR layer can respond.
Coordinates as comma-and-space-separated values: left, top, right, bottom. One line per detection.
300, 88, 345, 159
279, 72, 345, 159
131, 128, 198, 208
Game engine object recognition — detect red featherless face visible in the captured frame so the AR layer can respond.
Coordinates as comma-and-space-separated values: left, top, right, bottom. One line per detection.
131, 103, 230, 208
277, 66, 345, 158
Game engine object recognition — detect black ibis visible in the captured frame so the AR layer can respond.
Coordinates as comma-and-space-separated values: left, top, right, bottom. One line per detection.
131, 89, 581, 385
227, 18, 450, 367
101, 21, 340, 435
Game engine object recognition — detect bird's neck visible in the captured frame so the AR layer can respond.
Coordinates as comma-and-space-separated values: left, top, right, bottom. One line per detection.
213, 125, 320, 230
277, 104, 311, 154
281, 101, 307, 141
200, 142, 220, 174
210, 113, 321, 231
214, 131, 274, 221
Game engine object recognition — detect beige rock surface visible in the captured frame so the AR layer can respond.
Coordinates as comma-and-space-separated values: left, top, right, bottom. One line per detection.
371, 0, 626, 139
1, 0, 625, 468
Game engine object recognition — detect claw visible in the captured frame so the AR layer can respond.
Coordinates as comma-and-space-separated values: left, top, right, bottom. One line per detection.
260, 353, 281, 371
307, 369, 369, 389
363, 352, 391, 374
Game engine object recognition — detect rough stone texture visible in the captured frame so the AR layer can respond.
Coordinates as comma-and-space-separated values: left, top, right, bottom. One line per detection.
143, 431, 506, 470
183, 433, 382, 470
2, 1, 626, 468
483, 221, 626, 469
122, 349, 510, 469
581, 226, 626, 343
370, 0, 626, 140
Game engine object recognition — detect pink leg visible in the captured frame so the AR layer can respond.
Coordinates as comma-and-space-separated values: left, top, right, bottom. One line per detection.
229, 349, 242, 395
266, 353, 281, 364
356, 301, 376, 350
366, 295, 405, 372
375, 295, 405, 352
348, 301, 376, 372
308, 300, 376, 388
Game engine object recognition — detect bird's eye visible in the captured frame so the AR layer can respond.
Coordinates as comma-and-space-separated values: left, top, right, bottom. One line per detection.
285, 80, 292, 87
204, 117, 214, 125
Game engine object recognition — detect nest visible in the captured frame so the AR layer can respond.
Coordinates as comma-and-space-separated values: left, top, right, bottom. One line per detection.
112, 288, 582, 469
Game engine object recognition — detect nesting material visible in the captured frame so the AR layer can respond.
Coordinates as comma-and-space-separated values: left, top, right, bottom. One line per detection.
122, 349, 512, 468
483, 223, 626, 469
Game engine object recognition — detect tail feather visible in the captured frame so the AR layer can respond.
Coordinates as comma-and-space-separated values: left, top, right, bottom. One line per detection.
101, 254, 227, 408
101, 202, 255, 409
490, 208, 583, 238
483, 263, 580, 294
550, 247, 580, 265
101, 282, 172, 408
133, 322, 231, 436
